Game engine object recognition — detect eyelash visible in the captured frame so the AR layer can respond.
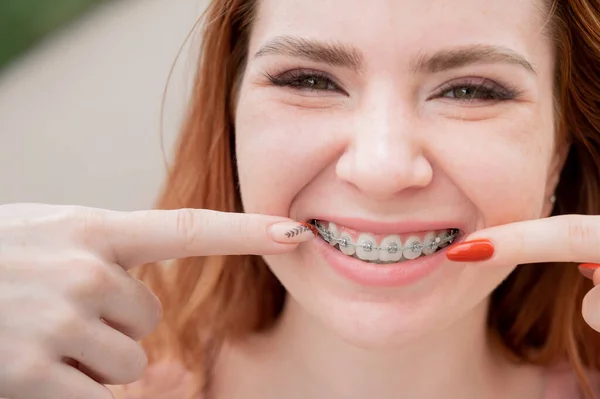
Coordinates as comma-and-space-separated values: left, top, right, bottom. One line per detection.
429, 78, 519, 102
265, 69, 346, 94
265, 69, 519, 102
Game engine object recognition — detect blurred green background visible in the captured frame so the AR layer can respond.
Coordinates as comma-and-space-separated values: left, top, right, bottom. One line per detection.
0, 0, 110, 69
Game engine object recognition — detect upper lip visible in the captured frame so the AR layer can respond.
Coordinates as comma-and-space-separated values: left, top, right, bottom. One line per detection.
308, 216, 467, 236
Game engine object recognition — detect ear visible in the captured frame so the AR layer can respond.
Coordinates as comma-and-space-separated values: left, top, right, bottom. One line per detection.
543, 139, 571, 216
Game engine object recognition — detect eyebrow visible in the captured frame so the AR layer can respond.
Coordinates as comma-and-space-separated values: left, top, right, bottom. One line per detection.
253, 36, 536, 75
253, 36, 364, 72
411, 44, 537, 75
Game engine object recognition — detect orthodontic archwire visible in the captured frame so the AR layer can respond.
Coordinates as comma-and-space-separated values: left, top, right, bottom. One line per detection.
311, 221, 460, 254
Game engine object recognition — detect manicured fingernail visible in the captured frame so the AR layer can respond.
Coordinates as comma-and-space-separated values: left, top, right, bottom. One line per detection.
268, 222, 317, 244
446, 239, 494, 262
579, 263, 600, 280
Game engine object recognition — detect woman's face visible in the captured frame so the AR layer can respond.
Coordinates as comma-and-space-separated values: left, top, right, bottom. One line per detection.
235, 0, 561, 347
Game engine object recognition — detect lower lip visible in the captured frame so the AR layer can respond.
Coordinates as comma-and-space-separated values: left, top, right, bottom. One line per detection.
312, 236, 453, 287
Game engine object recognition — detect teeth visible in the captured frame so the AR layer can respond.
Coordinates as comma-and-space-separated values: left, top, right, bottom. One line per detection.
437, 230, 452, 248
378, 235, 403, 262
356, 233, 378, 261
338, 233, 355, 256
312, 220, 459, 264
402, 235, 422, 260
422, 232, 438, 255
327, 222, 340, 246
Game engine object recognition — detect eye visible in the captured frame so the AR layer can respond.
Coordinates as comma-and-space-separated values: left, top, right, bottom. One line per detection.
265, 69, 346, 94
442, 85, 506, 101
431, 78, 518, 102
293, 75, 335, 91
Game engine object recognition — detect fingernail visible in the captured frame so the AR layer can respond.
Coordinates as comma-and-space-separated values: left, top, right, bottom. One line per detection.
579, 263, 600, 280
446, 239, 494, 262
268, 222, 317, 244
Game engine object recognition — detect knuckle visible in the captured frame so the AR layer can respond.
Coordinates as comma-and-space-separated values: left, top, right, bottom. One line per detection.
567, 215, 600, 257
175, 209, 199, 249
233, 215, 253, 237
67, 259, 114, 298
59, 205, 92, 225
47, 306, 85, 338
61, 206, 107, 244
79, 210, 108, 242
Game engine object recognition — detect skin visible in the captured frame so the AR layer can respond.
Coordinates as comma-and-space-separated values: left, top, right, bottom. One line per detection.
229, 0, 564, 397
0, 205, 304, 399
2, 0, 600, 398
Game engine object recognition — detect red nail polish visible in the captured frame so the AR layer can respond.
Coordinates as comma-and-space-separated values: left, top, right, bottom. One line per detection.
580, 263, 600, 269
446, 239, 494, 262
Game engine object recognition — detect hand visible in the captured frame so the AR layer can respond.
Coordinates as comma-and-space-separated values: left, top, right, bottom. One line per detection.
444, 214, 600, 332
0, 203, 313, 399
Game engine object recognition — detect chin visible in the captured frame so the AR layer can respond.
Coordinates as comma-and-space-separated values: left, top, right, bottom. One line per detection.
269, 256, 456, 351
321, 300, 442, 350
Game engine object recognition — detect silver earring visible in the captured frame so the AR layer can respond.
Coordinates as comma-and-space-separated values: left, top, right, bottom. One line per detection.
550, 195, 556, 204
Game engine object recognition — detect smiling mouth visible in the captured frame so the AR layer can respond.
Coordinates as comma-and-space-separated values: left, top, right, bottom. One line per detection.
308, 219, 460, 265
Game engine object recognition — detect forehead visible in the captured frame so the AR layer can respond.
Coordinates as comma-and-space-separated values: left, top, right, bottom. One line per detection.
249, 0, 550, 69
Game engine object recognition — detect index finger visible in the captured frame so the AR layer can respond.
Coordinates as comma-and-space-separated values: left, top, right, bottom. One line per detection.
95, 209, 315, 268
451, 215, 600, 265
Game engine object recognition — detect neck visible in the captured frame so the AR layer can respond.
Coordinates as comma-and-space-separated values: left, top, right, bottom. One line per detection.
218, 296, 545, 399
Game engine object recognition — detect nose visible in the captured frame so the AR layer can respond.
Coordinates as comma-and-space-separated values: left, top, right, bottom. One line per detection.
336, 106, 433, 200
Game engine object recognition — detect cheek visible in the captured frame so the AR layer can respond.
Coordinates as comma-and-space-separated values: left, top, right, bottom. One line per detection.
234, 94, 343, 216
429, 112, 554, 225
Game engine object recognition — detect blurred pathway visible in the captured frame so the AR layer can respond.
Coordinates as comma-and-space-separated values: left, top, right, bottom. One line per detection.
0, 0, 208, 210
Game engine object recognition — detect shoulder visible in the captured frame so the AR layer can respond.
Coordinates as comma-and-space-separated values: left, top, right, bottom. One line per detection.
108, 362, 202, 399
544, 363, 600, 399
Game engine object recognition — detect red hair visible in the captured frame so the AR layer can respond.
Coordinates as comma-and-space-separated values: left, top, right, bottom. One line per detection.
131, 0, 600, 397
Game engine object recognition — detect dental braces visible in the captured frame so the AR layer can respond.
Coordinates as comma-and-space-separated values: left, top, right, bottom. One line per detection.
312, 222, 460, 254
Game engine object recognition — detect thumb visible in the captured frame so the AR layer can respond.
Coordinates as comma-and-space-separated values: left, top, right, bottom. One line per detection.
582, 283, 600, 333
